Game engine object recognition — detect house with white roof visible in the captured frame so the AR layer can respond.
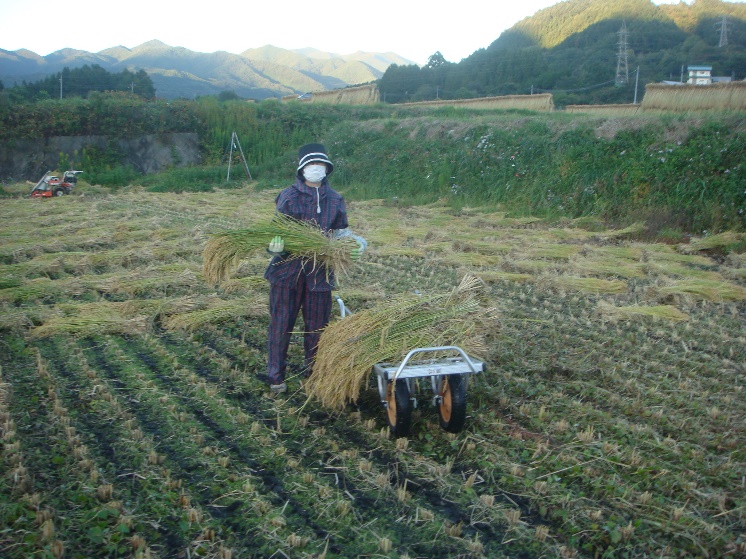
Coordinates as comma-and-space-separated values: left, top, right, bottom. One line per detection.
687, 65, 712, 85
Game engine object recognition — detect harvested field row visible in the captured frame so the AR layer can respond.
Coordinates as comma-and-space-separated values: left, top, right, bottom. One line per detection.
1, 188, 744, 558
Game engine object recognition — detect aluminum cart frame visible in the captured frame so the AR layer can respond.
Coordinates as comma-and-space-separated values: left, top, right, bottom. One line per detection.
335, 295, 484, 436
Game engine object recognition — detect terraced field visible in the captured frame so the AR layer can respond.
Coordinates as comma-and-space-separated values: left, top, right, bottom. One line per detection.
1, 187, 744, 558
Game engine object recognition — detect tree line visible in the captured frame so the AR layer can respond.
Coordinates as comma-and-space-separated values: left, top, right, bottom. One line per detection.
379, 3, 746, 107
3, 64, 155, 103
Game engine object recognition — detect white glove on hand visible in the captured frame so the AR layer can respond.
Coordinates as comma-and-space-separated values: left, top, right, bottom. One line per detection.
333, 229, 367, 261
268, 235, 285, 254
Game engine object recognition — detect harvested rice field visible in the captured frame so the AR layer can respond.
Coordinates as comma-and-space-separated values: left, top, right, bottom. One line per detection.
0, 187, 744, 558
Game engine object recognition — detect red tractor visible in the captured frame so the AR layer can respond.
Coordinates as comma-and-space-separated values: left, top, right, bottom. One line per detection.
30, 170, 84, 198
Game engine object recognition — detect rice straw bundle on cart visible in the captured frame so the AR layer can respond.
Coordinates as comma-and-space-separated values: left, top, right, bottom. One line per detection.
305, 275, 497, 410
202, 212, 358, 285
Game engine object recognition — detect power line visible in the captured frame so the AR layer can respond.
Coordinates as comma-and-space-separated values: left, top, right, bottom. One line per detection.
533, 80, 616, 94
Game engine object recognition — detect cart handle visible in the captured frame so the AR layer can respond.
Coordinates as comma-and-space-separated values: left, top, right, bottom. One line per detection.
392, 346, 480, 382
333, 294, 351, 317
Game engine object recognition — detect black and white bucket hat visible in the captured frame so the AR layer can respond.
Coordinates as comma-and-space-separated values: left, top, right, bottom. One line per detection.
297, 143, 334, 177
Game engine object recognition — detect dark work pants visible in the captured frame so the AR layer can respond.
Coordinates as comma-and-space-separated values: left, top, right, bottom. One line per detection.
267, 281, 332, 385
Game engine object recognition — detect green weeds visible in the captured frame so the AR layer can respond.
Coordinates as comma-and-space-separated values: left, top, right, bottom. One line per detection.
6, 105, 744, 233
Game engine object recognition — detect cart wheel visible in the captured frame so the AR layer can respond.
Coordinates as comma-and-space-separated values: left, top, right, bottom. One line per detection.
53, 188, 65, 196
386, 379, 412, 437
437, 374, 467, 433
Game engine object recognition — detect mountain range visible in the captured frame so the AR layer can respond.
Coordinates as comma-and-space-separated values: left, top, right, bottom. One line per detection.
3, 0, 745, 102
0, 41, 415, 99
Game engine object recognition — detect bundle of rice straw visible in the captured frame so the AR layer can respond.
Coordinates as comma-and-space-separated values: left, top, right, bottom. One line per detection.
162, 294, 269, 331
202, 212, 358, 285
305, 275, 497, 410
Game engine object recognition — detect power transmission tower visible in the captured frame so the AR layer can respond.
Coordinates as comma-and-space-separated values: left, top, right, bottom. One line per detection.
615, 22, 630, 86
716, 15, 730, 47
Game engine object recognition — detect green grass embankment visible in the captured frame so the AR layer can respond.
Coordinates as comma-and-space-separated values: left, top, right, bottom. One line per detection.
3, 99, 744, 233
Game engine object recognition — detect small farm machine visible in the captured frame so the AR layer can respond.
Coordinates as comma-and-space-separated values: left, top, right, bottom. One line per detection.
30, 170, 84, 198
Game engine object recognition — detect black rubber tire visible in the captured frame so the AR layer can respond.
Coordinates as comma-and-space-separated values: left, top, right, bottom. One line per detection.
385, 379, 412, 437
437, 374, 467, 433
53, 188, 65, 196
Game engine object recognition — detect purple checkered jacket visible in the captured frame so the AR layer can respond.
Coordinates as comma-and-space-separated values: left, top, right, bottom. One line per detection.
264, 178, 349, 291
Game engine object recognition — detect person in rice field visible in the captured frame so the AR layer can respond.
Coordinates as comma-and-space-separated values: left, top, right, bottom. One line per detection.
264, 143, 367, 394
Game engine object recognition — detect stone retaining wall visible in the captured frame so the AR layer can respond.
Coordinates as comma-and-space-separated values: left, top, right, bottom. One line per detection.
0, 133, 200, 182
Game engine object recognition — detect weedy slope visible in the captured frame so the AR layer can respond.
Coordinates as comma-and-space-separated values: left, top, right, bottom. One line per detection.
0, 188, 744, 559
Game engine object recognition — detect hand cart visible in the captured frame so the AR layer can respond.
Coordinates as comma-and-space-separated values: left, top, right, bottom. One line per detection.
334, 295, 485, 437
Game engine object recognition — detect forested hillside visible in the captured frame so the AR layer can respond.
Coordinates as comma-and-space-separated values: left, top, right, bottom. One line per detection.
379, 0, 746, 107
3, 65, 155, 102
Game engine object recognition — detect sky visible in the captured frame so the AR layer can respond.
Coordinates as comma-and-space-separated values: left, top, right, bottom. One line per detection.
0, 0, 727, 66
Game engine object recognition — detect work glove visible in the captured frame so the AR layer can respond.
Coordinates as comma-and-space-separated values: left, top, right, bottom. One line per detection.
268, 235, 285, 255
333, 229, 367, 261
350, 245, 363, 261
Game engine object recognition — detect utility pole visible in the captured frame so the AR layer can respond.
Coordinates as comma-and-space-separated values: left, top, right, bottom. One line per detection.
615, 22, 630, 86
633, 66, 640, 104
716, 15, 730, 47
59, 76, 63, 99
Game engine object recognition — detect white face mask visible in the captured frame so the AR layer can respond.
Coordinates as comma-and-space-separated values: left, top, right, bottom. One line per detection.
302, 164, 327, 184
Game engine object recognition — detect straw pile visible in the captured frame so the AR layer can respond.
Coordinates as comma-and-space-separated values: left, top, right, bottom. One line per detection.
679, 231, 746, 254
162, 295, 268, 331
597, 302, 690, 323
401, 93, 554, 112
641, 82, 746, 112
310, 85, 380, 105
657, 279, 746, 302
565, 104, 640, 115
202, 213, 358, 285
282, 84, 380, 105
30, 302, 149, 339
305, 275, 497, 410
